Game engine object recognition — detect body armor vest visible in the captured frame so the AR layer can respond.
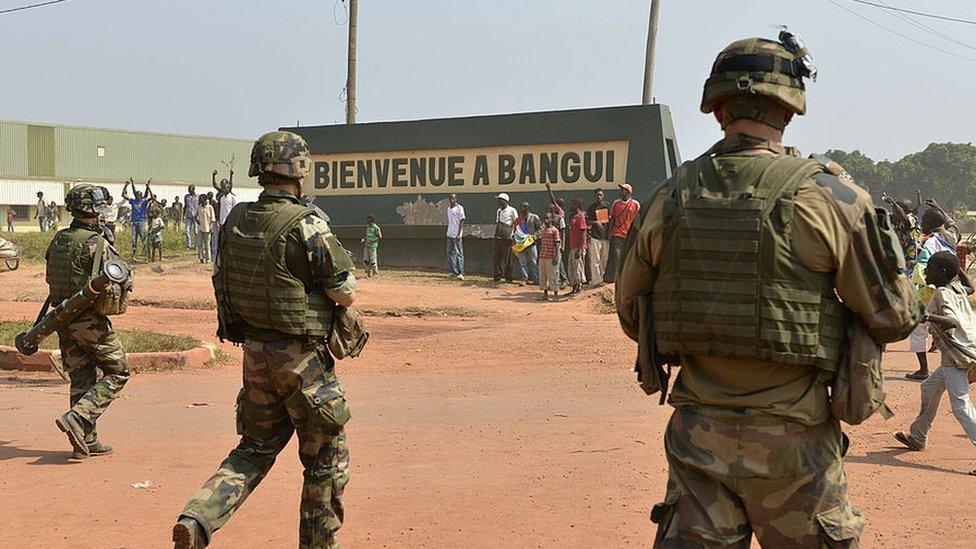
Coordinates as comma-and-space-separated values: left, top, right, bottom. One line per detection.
46, 225, 101, 302
213, 199, 333, 342
653, 154, 849, 372
46, 225, 128, 313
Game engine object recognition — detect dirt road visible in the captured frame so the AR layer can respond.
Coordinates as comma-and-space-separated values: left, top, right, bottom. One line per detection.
1, 262, 974, 548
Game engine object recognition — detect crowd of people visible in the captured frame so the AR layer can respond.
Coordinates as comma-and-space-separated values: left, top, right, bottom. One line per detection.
488, 182, 641, 300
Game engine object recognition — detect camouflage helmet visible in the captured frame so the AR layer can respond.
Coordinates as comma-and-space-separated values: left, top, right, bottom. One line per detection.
65, 184, 109, 217
248, 131, 312, 182
701, 33, 815, 120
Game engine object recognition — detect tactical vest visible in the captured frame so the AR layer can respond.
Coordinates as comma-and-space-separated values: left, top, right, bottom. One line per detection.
652, 154, 849, 372
213, 199, 333, 342
46, 225, 128, 313
46, 226, 101, 302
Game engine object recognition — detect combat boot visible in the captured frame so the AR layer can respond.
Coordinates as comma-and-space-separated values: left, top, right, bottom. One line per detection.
72, 440, 113, 460
172, 516, 207, 549
55, 411, 89, 457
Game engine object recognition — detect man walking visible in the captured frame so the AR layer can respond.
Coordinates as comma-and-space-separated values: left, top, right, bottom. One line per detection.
173, 132, 358, 549
446, 193, 465, 280
48, 185, 131, 459
35, 191, 47, 232
183, 185, 198, 250
585, 188, 610, 285
605, 183, 640, 283
493, 193, 518, 283
615, 33, 919, 546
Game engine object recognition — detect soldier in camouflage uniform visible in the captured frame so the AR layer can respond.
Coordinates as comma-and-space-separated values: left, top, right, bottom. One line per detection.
616, 34, 921, 547
173, 132, 357, 549
49, 184, 131, 459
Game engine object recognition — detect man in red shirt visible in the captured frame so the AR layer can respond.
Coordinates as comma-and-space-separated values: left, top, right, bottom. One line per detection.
568, 199, 589, 294
606, 183, 640, 282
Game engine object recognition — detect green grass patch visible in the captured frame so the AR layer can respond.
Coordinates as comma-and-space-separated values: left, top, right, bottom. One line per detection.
204, 347, 231, 368
0, 320, 200, 353
5, 225, 196, 264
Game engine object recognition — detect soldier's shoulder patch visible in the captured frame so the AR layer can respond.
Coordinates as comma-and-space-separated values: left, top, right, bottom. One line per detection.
811, 172, 858, 205
809, 153, 847, 177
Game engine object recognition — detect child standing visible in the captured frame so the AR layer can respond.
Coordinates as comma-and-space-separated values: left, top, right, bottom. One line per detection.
895, 251, 976, 475
538, 212, 561, 301
567, 199, 589, 294
149, 207, 164, 262
196, 195, 215, 263
362, 215, 382, 278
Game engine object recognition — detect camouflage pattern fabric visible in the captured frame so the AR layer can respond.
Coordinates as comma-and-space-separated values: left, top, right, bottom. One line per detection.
179, 338, 350, 548
58, 310, 130, 442
248, 131, 312, 182
701, 38, 807, 116
652, 408, 863, 548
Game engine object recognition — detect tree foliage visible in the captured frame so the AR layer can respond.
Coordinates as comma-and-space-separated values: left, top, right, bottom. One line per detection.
824, 143, 976, 210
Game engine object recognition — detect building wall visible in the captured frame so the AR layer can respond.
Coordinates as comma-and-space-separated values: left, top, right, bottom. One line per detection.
0, 120, 257, 188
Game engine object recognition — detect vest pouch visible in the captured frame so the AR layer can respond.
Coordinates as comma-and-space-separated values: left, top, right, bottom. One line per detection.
830, 318, 892, 425
328, 306, 369, 360
92, 281, 131, 316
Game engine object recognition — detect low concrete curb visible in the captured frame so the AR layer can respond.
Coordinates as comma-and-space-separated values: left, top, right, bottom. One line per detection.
0, 345, 214, 373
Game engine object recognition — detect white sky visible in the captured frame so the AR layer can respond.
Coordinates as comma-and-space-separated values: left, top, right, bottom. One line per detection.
2, 0, 974, 161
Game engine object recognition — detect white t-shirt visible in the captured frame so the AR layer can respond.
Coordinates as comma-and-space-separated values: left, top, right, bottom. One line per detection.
496, 205, 518, 226
218, 193, 238, 224
447, 204, 466, 238
102, 202, 120, 224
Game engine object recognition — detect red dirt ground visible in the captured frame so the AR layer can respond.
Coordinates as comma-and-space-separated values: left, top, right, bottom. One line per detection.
1, 261, 974, 548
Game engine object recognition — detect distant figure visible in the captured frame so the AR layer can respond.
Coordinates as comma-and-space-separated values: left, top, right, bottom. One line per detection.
446, 193, 465, 280
5, 207, 14, 232
515, 202, 542, 285
212, 169, 237, 256
493, 193, 518, 283
585, 188, 610, 285
195, 195, 215, 263
121, 178, 155, 257
170, 196, 183, 230
101, 194, 119, 238
47, 201, 60, 231
361, 215, 382, 277
567, 198, 589, 294
183, 185, 198, 250
605, 182, 640, 282
148, 207, 164, 262
34, 191, 47, 231
538, 212, 561, 301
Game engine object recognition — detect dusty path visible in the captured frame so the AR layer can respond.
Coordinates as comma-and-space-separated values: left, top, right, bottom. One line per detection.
1, 262, 975, 547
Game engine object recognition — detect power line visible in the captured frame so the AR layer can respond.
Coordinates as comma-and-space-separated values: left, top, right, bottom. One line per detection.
872, 0, 976, 51
0, 0, 75, 16
848, 0, 976, 25
823, 0, 976, 61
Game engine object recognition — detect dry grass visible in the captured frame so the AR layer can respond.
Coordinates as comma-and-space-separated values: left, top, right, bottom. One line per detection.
0, 319, 200, 353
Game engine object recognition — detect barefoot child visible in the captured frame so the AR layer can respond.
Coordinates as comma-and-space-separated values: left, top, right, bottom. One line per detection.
538, 212, 560, 301
567, 199, 588, 294
361, 215, 382, 278
895, 251, 976, 475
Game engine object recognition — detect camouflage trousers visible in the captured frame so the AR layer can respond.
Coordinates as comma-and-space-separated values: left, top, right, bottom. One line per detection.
180, 338, 351, 549
652, 407, 864, 548
58, 311, 130, 443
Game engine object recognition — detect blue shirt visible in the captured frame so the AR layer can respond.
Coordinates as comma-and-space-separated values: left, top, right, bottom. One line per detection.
128, 198, 149, 222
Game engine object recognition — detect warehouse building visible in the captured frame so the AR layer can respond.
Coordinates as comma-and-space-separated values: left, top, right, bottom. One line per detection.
0, 120, 258, 231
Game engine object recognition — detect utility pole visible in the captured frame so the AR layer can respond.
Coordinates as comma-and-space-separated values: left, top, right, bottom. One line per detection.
346, 0, 358, 124
641, 0, 661, 105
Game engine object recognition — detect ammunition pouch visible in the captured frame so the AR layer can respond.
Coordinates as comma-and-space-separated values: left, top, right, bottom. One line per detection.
830, 318, 892, 425
328, 305, 369, 360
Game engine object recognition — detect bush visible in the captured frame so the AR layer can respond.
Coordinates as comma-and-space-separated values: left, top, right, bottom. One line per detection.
0, 319, 200, 353
5, 224, 196, 264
